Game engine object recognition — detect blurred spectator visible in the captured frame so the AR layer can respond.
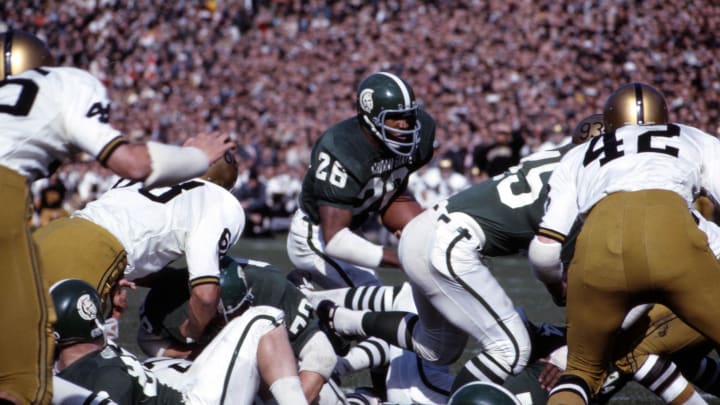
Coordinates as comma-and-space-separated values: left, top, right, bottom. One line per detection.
409, 158, 471, 208
6, 0, 719, 230
31, 181, 69, 229
472, 123, 524, 177
232, 166, 271, 237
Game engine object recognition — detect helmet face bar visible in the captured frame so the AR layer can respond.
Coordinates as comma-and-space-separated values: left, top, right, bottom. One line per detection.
0, 28, 55, 79
356, 72, 422, 156
603, 82, 668, 132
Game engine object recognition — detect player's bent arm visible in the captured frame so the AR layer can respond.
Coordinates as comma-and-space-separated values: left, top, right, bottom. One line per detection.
319, 205, 384, 268
529, 236, 566, 306
106, 142, 209, 188
182, 282, 221, 341
528, 236, 562, 284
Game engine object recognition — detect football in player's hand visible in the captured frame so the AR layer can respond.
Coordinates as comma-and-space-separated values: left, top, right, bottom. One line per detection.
380, 194, 423, 235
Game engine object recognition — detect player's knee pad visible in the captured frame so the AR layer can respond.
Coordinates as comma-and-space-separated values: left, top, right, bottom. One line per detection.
298, 331, 338, 379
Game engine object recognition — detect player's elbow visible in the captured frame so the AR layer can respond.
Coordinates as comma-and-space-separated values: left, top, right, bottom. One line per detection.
191, 283, 221, 311
528, 236, 563, 284
105, 143, 152, 180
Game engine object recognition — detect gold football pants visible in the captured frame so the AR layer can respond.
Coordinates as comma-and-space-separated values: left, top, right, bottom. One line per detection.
0, 166, 53, 404
614, 304, 711, 374
550, 190, 720, 404
34, 216, 126, 309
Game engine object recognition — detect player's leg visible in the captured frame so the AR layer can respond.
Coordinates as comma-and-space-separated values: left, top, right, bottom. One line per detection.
418, 210, 531, 386
0, 167, 52, 404
33, 217, 126, 305
548, 193, 636, 405
286, 209, 380, 288
614, 305, 711, 404
296, 330, 337, 403
257, 326, 308, 405
186, 306, 306, 405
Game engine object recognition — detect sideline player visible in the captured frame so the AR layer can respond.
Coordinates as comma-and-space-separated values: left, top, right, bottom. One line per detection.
51, 278, 307, 405
529, 82, 720, 405
137, 257, 337, 404
286, 71, 436, 288
0, 29, 233, 404
34, 151, 243, 345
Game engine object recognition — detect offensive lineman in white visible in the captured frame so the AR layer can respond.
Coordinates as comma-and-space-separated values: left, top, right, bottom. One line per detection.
0, 29, 233, 404
529, 82, 720, 405
35, 152, 245, 346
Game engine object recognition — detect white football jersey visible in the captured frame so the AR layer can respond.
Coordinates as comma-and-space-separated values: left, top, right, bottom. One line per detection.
541, 123, 720, 237
0, 67, 124, 181
145, 306, 285, 405
73, 178, 245, 281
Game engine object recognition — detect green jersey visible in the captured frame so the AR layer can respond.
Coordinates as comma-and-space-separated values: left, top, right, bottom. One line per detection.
140, 260, 318, 355
58, 341, 184, 405
446, 144, 575, 256
299, 110, 436, 228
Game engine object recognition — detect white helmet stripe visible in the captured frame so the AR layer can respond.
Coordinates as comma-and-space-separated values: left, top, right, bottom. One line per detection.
378, 71, 411, 108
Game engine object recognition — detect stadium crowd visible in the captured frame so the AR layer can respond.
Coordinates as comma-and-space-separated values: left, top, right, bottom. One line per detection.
5, 0, 719, 227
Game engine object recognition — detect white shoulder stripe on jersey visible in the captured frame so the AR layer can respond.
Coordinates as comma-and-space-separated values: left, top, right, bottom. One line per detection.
378, 71, 411, 108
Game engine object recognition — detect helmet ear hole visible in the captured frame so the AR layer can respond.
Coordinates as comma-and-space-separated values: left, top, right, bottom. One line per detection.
0, 28, 55, 79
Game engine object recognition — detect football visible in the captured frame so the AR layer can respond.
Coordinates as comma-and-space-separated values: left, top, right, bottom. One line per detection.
380, 194, 424, 235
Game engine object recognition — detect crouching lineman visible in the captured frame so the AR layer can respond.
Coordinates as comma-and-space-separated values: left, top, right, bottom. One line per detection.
137, 257, 338, 404
51, 278, 307, 405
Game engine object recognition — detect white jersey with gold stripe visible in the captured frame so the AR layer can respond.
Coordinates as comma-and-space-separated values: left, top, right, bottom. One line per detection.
540, 123, 720, 239
0, 66, 123, 181
73, 178, 244, 282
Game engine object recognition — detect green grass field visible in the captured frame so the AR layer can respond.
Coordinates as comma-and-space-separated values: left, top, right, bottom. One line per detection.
116, 233, 718, 404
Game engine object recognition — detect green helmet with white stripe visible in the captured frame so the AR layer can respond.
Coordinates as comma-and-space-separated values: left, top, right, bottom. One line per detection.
356, 71, 422, 156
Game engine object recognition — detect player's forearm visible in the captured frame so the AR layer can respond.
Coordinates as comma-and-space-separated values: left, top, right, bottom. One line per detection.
380, 248, 400, 268
184, 284, 221, 340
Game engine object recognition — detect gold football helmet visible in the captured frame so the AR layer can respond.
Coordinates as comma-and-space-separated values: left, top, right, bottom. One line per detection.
603, 82, 668, 132
571, 113, 604, 144
201, 150, 238, 190
1, 28, 55, 79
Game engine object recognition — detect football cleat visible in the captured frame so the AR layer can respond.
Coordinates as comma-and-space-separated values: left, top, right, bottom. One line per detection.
286, 268, 315, 292
316, 300, 351, 356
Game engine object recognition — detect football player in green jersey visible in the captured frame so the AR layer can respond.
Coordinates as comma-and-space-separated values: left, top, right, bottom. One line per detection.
54, 278, 307, 405
138, 257, 337, 404
286, 71, 436, 289
314, 114, 596, 391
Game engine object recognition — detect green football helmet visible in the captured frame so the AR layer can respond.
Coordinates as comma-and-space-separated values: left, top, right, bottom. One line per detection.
356, 71, 421, 156
50, 279, 105, 346
0, 28, 55, 79
218, 256, 254, 322
603, 82, 668, 132
447, 381, 521, 405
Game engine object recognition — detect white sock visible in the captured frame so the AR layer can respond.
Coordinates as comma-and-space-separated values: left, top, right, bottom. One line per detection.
333, 306, 368, 336
269, 376, 308, 405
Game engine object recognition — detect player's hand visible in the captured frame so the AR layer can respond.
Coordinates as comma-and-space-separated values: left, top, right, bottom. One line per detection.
544, 280, 566, 307
537, 358, 564, 391
112, 278, 136, 319
184, 132, 235, 164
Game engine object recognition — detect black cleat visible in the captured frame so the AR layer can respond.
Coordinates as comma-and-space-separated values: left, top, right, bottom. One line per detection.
286, 268, 315, 291
316, 300, 352, 356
